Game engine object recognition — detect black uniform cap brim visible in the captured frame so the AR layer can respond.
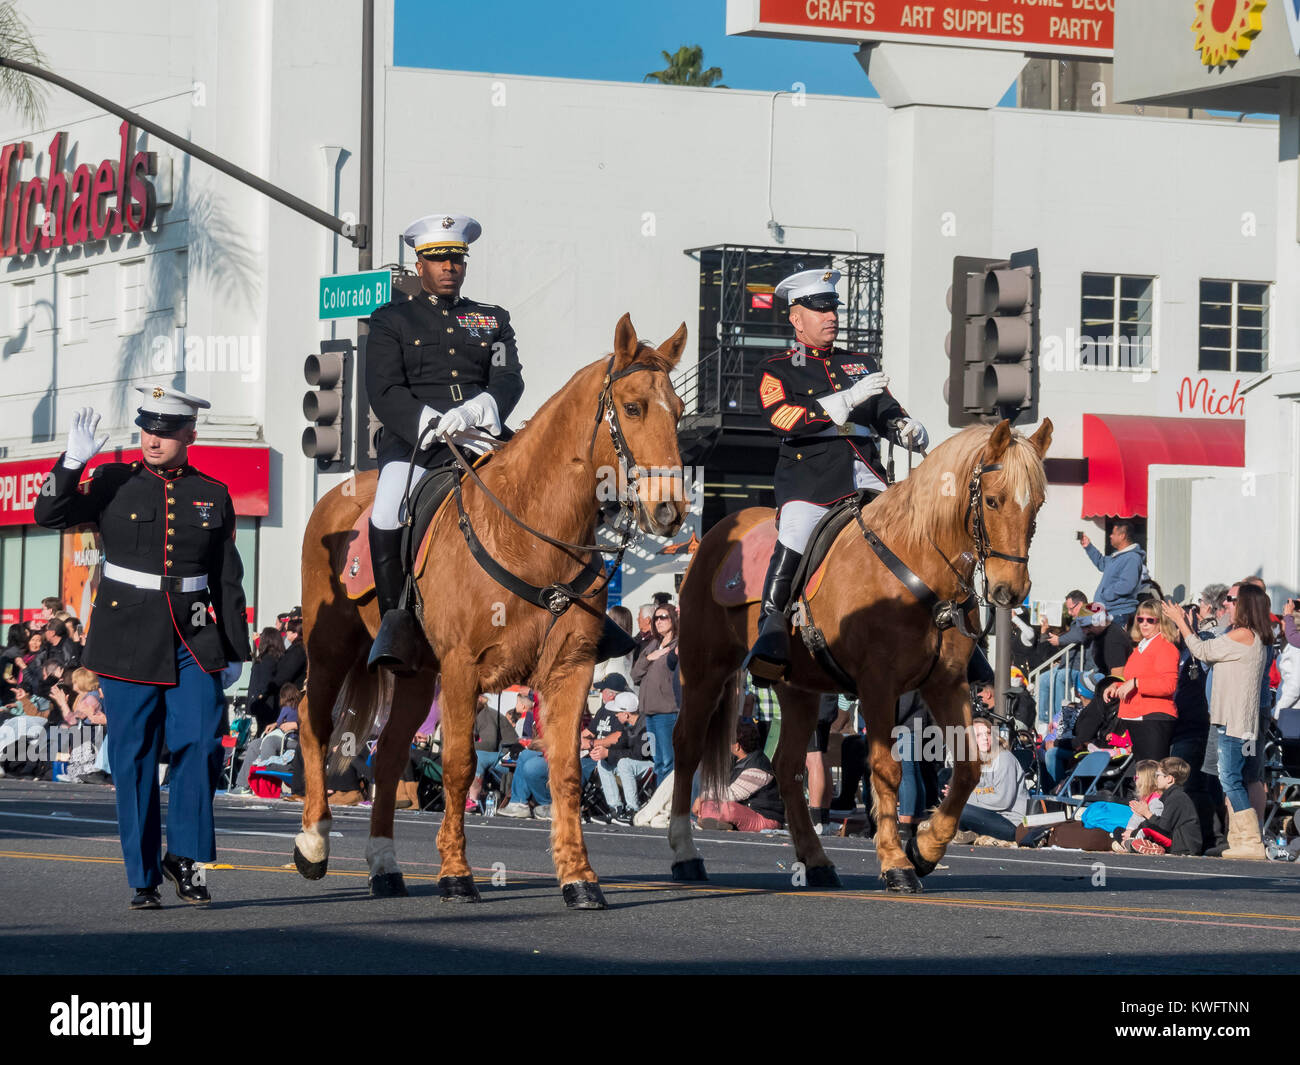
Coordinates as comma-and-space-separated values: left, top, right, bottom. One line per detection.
135, 410, 198, 434
792, 294, 841, 311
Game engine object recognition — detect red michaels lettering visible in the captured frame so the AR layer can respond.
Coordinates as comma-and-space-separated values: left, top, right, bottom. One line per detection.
0, 120, 157, 259
1176, 376, 1245, 416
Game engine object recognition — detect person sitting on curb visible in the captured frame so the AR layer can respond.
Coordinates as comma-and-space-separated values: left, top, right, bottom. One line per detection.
693, 719, 785, 832
1117, 757, 1201, 855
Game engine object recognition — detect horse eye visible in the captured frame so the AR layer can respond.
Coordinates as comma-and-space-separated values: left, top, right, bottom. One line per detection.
985, 496, 999, 510
623, 403, 640, 417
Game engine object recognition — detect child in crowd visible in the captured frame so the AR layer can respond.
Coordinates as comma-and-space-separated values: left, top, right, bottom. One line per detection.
1081, 759, 1163, 837
1117, 757, 1201, 856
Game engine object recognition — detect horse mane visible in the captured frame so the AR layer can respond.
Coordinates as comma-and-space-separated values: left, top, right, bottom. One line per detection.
865, 423, 1047, 550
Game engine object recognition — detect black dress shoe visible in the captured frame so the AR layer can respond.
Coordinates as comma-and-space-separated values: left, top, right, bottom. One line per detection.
161, 851, 212, 904
129, 888, 162, 910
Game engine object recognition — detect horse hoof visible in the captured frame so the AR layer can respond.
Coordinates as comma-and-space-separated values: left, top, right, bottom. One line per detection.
883, 866, 923, 894
906, 836, 938, 878
369, 872, 408, 898
671, 859, 709, 882
438, 875, 481, 903
293, 845, 328, 881
805, 864, 841, 889
562, 881, 607, 910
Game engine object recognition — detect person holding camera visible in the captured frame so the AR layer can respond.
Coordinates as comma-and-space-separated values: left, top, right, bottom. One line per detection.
1078, 521, 1145, 632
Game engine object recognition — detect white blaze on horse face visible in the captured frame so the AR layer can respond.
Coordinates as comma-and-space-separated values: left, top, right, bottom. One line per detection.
366, 836, 401, 877
656, 398, 673, 415
668, 814, 701, 863
295, 818, 332, 865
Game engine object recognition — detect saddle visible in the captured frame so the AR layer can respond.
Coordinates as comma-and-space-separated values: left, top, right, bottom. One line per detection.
338, 464, 467, 600
710, 491, 874, 609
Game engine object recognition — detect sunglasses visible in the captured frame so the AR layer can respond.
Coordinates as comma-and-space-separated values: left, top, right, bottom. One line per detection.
1224, 596, 1237, 603
1136, 617, 1158, 625
654, 614, 672, 621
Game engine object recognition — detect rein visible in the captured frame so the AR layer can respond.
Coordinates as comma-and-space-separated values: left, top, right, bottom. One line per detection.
400, 353, 669, 629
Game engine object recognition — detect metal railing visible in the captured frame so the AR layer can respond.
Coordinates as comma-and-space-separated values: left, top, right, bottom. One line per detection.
1025, 642, 1086, 734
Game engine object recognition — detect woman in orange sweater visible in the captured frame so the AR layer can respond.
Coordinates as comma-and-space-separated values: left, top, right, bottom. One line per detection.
1104, 597, 1181, 761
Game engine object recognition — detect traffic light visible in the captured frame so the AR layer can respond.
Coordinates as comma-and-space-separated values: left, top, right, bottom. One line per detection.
302, 339, 353, 472
945, 248, 1040, 428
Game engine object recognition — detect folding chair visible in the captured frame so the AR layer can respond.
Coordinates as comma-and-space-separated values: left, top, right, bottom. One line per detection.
1026, 749, 1114, 822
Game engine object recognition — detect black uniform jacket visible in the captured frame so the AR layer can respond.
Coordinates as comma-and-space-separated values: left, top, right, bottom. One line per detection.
756, 342, 909, 507
366, 289, 525, 468
34, 456, 250, 685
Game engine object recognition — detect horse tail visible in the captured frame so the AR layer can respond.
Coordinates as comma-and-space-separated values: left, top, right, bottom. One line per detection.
697, 670, 741, 801
326, 652, 393, 776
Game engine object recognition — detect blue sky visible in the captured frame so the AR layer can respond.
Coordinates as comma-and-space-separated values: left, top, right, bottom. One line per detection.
393, 0, 886, 98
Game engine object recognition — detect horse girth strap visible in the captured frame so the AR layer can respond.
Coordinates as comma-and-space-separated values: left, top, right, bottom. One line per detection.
451, 478, 607, 619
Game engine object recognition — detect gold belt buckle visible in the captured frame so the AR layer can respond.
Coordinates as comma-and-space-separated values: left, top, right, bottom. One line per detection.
837, 423, 853, 437
450, 383, 463, 402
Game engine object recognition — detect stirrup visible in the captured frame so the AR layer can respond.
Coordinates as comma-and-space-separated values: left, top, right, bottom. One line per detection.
368, 608, 420, 676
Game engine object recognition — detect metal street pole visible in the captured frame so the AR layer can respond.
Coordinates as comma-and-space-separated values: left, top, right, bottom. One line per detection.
354, 0, 378, 471
0, 56, 365, 247
994, 605, 1011, 722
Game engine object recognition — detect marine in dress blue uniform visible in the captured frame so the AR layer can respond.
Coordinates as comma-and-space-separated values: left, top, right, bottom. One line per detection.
363, 213, 524, 674
743, 269, 929, 685
34, 387, 250, 909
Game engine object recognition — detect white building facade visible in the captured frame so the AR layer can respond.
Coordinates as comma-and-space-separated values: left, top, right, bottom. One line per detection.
0, 0, 1290, 637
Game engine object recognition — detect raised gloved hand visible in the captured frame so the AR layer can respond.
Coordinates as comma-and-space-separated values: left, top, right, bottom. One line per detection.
896, 417, 928, 451
818, 373, 890, 426
63, 407, 110, 469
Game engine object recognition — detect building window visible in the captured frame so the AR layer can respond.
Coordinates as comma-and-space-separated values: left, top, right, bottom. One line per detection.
119, 259, 145, 334
63, 269, 88, 343
1199, 279, 1268, 373
1079, 273, 1154, 370
12, 280, 34, 350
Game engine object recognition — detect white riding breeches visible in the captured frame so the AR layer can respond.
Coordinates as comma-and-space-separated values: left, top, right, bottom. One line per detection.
372, 461, 429, 530
777, 459, 886, 554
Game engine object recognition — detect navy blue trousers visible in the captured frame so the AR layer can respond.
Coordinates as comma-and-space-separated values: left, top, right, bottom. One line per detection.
99, 645, 225, 889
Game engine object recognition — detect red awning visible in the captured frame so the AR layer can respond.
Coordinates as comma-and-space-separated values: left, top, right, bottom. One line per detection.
1081, 414, 1245, 519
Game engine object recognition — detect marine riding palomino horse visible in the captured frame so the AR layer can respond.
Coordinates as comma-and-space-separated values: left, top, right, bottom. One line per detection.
292, 314, 688, 909
669, 419, 1051, 893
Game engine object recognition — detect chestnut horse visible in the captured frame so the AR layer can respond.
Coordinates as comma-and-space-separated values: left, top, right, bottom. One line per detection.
669, 419, 1052, 893
292, 314, 688, 909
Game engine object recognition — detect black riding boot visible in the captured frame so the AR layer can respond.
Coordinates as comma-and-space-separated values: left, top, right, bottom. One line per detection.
742, 543, 803, 687
367, 522, 420, 676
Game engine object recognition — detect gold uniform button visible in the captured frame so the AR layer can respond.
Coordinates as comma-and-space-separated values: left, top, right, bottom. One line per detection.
166, 544, 173, 552
202, 522, 209, 528
413, 339, 421, 346
446, 327, 453, 333
448, 347, 455, 354
451, 370, 459, 377
168, 512, 175, 519
165, 561, 172, 569
442, 310, 449, 317
130, 512, 137, 519
796, 453, 803, 460
111, 600, 118, 607
168, 497, 176, 504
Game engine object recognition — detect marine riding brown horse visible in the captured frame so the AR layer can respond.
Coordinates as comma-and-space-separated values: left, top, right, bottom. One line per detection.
292, 314, 688, 909
668, 419, 1051, 893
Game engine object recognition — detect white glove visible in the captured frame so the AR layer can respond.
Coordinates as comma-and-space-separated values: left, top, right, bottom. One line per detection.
896, 417, 929, 450
219, 661, 244, 690
416, 406, 443, 449
63, 407, 110, 469
434, 393, 502, 440
818, 373, 890, 426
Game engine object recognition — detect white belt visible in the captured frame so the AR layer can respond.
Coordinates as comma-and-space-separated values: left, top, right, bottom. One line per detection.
103, 561, 209, 593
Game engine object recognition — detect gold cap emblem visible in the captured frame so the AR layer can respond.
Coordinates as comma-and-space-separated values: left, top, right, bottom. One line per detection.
152, 386, 165, 399
442, 216, 455, 228
822, 271, 833, 282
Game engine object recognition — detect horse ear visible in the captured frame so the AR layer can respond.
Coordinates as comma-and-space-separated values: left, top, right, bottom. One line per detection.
654, 323, 689, 371
613, 313, 639, 369
983, 419, 1012, 463
1028, 418, 1053, 458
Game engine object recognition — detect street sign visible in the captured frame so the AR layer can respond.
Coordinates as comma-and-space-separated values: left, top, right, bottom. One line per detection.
318, 269, 391, 321
727, 0, 1115, 59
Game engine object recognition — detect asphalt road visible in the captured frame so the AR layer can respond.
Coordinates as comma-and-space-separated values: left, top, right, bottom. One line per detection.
2, 777, 1298, 975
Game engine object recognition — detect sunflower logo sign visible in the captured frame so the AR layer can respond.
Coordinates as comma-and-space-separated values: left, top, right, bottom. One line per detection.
1191, 0, 1268, 67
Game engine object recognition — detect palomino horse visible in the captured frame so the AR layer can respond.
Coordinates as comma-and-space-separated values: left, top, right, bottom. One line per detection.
292, 314, 688, 909
669, 419, 1051, 893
